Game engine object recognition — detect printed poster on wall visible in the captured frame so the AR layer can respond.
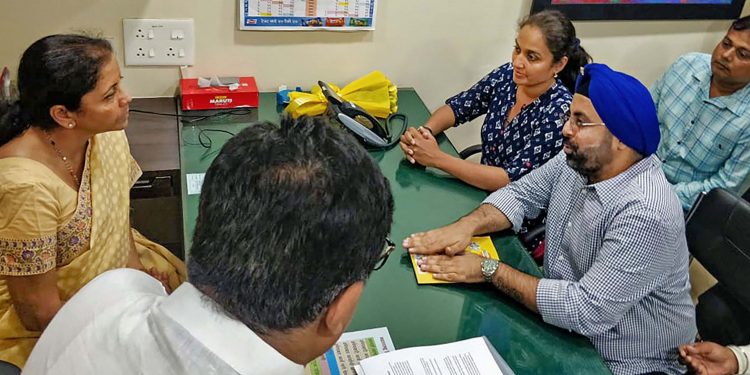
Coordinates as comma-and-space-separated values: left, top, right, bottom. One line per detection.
239, 0, 377, 31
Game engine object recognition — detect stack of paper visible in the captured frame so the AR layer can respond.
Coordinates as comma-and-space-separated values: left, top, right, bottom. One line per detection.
305, 327, 512, 375
358, 337, 508, 375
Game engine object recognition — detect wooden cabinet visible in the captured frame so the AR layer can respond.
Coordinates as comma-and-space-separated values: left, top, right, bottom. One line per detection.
125, 98, 184, 259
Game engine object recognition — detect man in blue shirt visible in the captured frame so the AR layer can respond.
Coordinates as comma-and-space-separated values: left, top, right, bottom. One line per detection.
651, 15, 750, 211
404, 64, 695, 375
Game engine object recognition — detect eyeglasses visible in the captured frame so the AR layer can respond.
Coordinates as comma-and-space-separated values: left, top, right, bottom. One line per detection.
373, 237, 395, 271
568, 113, 606, 130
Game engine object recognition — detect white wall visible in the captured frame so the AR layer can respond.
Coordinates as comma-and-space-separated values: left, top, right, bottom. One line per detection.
1, 0, 748, 149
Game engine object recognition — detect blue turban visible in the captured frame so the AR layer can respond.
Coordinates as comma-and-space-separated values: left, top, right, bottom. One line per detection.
575, 63, 660, 156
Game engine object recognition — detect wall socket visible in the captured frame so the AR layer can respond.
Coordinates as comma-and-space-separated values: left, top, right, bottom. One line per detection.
123, 18, 195, 66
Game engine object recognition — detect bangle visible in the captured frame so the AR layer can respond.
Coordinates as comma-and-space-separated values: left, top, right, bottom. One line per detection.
420, 126, 435, 135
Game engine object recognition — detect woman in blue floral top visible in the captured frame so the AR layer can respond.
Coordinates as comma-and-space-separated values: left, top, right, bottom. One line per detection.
400, 10, 591, 258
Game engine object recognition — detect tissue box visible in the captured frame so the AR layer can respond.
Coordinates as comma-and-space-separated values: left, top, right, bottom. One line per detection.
180, 76, 259, 111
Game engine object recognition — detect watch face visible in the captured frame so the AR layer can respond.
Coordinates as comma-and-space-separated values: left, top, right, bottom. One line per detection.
481, 259, 498, 277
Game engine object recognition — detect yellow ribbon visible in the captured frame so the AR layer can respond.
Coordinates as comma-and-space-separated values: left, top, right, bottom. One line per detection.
285, 71, 398, 119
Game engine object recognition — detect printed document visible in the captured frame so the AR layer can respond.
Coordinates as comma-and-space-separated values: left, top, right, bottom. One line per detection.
358, 337, 505, 375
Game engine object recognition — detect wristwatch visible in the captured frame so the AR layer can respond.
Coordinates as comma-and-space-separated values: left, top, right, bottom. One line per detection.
481, 258, 500, 283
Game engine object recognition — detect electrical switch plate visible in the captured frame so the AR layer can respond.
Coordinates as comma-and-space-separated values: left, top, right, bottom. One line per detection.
123, 18, 194, 66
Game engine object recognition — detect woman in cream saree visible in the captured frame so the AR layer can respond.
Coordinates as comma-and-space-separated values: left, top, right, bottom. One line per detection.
0, 34, 186, 369
0, 130, 186, 368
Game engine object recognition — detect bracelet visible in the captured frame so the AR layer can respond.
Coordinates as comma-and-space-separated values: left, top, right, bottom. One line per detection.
419, 126, 435, 135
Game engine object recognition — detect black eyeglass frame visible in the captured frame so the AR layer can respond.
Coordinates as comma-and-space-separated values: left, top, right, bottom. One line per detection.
373, 237, 395, 271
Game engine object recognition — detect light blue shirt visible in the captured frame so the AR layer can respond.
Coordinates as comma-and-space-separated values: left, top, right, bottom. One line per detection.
651, 52, 750, 210
484, 152, 696, 375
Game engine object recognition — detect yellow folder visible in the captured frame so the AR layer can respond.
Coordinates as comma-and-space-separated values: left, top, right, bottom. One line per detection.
410, 236, 500, 284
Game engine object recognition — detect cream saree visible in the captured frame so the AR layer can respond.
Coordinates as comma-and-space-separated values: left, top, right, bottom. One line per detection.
0, 130, 186, 368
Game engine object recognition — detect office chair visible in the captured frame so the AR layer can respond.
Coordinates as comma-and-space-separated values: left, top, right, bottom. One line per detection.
458, 144, 483, 160
0, 360, 20, 375
686, 188, 750, 345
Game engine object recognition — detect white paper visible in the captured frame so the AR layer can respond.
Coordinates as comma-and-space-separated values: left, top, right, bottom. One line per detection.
186, 173, 205, 195
358, 337, 504, 375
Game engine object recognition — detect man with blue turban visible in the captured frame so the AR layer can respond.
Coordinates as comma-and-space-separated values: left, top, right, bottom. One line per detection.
404, 63, 696, 375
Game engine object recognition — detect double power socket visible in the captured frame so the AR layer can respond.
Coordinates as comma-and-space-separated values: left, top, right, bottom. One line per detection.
123, 18, 195, 66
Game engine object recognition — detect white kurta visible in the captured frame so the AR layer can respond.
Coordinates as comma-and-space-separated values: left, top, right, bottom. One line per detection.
23, 269, 303, 375
729, 345, 750, 375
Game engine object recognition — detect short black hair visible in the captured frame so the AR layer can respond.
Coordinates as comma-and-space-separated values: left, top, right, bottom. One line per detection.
731, 15, 750, 31
188, 115, 394, 334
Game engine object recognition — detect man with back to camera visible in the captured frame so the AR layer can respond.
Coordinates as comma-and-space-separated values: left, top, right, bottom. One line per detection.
22, 115, 395, 374
404, 64, 696, 375
651, 15, 750, 211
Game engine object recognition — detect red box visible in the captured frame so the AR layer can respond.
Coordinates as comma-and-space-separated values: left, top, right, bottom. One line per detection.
180, 76, 259, 111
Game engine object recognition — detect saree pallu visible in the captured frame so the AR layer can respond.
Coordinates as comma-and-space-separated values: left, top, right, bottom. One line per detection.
0, 131, 186, 368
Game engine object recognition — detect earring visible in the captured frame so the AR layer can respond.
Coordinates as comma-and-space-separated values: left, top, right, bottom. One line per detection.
68, 123, 74, 128
554, 72, 559, 79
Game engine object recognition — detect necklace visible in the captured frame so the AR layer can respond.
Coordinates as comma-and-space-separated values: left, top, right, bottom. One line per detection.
43, 130, 80, 188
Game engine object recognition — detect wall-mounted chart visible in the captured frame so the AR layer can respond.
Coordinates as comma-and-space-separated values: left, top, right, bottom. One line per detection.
239, 0, 377, 31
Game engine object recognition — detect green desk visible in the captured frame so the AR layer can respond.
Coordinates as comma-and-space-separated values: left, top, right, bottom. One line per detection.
180, 89, 610, 375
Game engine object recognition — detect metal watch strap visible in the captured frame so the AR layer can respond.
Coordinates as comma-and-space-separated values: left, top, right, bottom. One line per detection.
482, 258, 500, 283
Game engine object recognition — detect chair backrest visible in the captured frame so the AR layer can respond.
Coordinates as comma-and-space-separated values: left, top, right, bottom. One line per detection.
686, 188, 750, 310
